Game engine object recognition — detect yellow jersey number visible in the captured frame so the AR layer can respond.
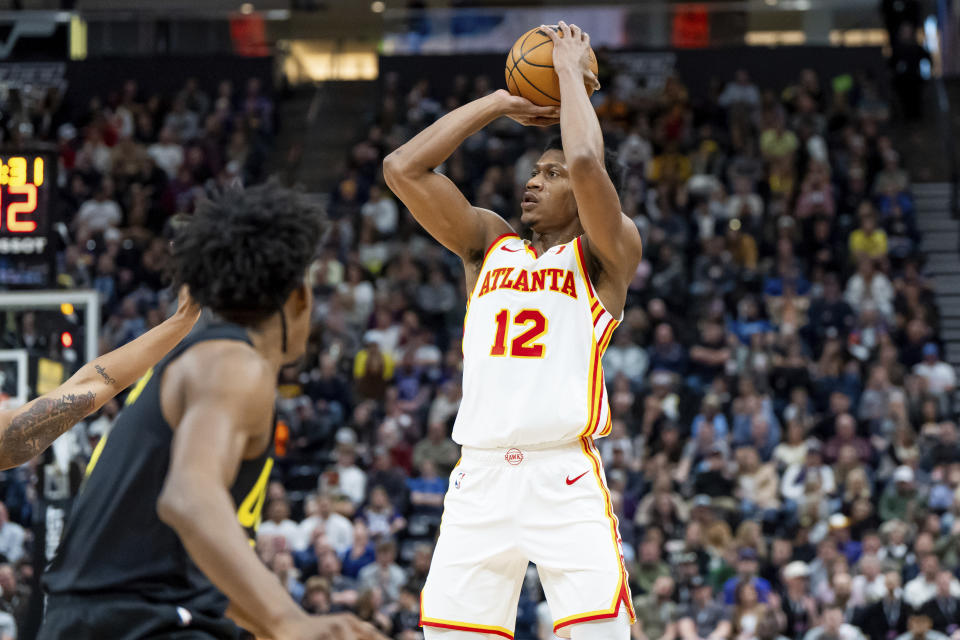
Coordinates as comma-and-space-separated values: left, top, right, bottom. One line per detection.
237, 458, 273, 545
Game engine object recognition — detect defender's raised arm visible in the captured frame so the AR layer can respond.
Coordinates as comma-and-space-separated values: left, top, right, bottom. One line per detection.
0, 287, 200, 470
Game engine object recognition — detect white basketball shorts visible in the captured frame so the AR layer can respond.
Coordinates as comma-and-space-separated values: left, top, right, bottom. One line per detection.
419, 438, 635, 639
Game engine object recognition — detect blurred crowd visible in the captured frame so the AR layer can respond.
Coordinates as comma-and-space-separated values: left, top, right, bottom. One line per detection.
0, 55, 955, 640
302, 59, 958, 640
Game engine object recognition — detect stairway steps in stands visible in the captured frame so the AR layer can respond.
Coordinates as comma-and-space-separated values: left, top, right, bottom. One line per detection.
921, 231, 960, 253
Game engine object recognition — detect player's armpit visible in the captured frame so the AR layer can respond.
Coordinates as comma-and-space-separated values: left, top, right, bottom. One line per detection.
382, 162, 510, 261
382, 92, 516, 261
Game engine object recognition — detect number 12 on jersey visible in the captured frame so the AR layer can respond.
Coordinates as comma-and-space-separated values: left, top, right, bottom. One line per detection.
490, 309, 548, 358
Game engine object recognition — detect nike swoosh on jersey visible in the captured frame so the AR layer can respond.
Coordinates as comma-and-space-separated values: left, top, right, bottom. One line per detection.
566, 471, 589, 485
500, 246, 522, 252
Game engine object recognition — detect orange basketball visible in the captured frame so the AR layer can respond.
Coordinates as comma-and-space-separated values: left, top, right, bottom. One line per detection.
505, 26, 599, 107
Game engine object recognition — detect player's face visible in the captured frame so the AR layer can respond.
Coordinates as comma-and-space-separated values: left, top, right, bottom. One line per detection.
521, 149, 578, 232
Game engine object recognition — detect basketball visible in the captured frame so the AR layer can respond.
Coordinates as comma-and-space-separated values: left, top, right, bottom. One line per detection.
505, 25, 599, 107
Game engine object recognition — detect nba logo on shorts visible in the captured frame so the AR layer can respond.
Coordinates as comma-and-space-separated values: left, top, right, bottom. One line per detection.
504, 448, 524, 465
455, 471, 466, 489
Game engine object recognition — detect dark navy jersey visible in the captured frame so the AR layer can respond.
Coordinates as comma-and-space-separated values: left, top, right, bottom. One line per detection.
42, 323, 275, 617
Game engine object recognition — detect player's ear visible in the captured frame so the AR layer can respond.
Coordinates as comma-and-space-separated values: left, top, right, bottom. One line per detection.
290, 282, 310, 315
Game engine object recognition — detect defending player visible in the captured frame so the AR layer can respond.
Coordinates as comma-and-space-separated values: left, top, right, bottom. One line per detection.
39, 184, 386, 640
384, 22, 642, 640
0, 285, 200, 471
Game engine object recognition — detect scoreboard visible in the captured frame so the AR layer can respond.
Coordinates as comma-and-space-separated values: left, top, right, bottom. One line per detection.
0, 149, 56, 288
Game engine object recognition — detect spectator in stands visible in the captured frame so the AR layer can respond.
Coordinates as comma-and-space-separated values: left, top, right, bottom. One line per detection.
357, 539, 405, 604
856, 571, 912, 640
693, 394, 731, 441
688, 321, 732, 391
147, 126, 184, 178
272, 550, 305, 602
905, 555, 960, 610
781, 562, 818, 639
606, 330, 651, 385
412, 421, 459, 478
341, 518, 376, 579
361, 486, 406, 540
633, 538, 672, 595
850, 554, 886, 606
824, 413, 872, 463
845, 258, 895, 319
849, 204, 889, 262
678, 575, 732, 640
724, 548, 772, 605
301, 576, 333, 615
321, 442, 367, 510
880, 466, 920, 523
919, 570, 960, 634
390, 581, 422, 639
405, 460, 445, 521
913, 343, 956, 400
0, 564, 25, 637
649, 323, 689, 375
896, 613, 951, 640
632, 574, 679, 640
718, 70, 761, 112
74, 176, 122, 238
0, 505, 23, 565
731, 579, 770, 640
297, 492, 354, 555
803, 605, 865, 640
735, 445, 780, 516
781, 442, 836, 507
258, 498, 300, 551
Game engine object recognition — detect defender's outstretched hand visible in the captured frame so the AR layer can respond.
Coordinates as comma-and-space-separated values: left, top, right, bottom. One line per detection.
542, 21, 600, 93
494, 89, 561, 127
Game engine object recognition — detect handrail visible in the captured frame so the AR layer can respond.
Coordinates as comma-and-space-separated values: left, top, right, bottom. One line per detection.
931, 76, 959, 221
939, 0, 960, 218
938, 75, 960, 218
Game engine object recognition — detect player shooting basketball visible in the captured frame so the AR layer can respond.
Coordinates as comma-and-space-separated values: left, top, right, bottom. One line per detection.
0, 286, 200, 471
384, 21, 642, 640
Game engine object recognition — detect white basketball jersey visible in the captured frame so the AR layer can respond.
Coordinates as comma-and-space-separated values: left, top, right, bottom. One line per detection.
452, 233, 620, 449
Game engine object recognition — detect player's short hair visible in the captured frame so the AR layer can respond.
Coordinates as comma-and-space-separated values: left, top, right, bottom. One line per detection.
543, 135, 623, 195
169, 182, 326, 326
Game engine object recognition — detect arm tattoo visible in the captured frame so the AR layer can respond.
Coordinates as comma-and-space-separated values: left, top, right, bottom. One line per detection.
0, 391, 96, 468
95, 364, 117, 386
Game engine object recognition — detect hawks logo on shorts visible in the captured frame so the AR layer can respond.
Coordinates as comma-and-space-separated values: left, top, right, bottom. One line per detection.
504, 448, 524, 465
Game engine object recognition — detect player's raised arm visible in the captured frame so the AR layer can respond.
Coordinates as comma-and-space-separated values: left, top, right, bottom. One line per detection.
0, 287, 200, 471
544, 22, 642, 276
383, 90, 558, 262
